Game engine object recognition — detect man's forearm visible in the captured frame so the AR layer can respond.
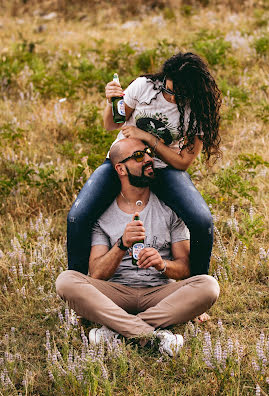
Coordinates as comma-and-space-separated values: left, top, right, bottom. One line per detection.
162, 259, 190, 280
89, 244, 126, 280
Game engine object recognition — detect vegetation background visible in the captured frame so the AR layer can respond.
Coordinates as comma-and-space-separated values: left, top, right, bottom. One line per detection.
0, 0, 268, 394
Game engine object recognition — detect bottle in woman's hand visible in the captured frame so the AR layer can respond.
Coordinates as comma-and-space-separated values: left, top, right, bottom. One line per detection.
112, 73, 126, 124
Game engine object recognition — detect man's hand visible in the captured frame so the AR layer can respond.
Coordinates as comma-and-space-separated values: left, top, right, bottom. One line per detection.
137, 248, 164, 271
122, 212, 145, 248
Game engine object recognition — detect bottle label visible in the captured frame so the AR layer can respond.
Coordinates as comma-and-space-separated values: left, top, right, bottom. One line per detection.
132, 243, 144, 260
117, 99, 126, 116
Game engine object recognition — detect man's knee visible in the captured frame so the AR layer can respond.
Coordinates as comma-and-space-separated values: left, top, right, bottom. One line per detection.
55, 270, 79, 299
200, 274, 220, 303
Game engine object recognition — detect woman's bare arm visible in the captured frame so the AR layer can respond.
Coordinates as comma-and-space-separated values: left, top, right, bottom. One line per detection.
122, 125, 203, 171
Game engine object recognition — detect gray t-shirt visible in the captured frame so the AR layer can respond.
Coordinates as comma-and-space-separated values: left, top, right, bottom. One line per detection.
91, 192, 190, 288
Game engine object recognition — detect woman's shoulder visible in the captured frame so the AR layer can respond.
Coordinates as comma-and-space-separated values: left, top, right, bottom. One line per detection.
124, 77, 158, 105
127, 76, 150, 90
128, 76, 163, 89
125, 76, 162, 105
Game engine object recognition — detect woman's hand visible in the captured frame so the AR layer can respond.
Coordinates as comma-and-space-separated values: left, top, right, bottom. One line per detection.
105, 81, 124, 103
122, 125, 153, 144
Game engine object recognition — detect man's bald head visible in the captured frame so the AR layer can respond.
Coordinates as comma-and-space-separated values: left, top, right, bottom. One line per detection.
109, 138, 146, 167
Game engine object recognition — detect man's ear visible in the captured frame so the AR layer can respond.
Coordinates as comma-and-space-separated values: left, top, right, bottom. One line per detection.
115, 163, 126, 176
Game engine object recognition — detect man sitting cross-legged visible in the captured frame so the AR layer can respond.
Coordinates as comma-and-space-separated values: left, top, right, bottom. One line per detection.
56, 138, 220, 356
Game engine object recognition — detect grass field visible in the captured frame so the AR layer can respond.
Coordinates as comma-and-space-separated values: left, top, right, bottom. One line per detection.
0, 1, 268, 395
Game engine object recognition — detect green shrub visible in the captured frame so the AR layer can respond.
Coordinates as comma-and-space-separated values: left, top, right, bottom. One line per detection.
192, 31, 231, 66
253, 9, 268, 28
0, 159, 62, 201
256, 102, 269, 123
106, 43, 136, 75
163, 6, 176, 20
180, 5, 194, 16
0, 123, 25, 143
220, 80, 249, 103
253, 35, 269, 55
135, 39, 177, 74
213, 154, 269, 203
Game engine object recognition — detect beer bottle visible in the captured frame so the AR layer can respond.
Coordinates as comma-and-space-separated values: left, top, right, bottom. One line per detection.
112, 73, 126, 124
132, 214, 145, 266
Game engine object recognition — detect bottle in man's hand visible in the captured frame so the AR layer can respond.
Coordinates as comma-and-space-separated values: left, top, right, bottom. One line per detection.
132, 214, 145, 265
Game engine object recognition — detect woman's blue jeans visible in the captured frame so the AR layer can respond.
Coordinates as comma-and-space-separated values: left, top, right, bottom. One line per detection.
67, 159, 213, 276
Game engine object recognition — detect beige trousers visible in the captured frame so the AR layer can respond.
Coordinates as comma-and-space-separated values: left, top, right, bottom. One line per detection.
56, 270, 220, 338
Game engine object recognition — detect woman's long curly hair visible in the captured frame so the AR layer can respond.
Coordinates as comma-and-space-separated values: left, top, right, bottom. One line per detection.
142, 52, 222, 162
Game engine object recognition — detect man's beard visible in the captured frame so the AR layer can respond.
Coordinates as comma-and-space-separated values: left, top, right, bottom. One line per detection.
125, 163, 155, 188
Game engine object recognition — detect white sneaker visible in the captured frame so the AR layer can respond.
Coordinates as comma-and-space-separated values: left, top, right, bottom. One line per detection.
89, 325, 119, 345
154, 330, 184, 357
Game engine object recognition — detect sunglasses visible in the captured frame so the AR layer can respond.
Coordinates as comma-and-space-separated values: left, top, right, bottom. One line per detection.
161, 77, 180, 99
119, 147, 154, 163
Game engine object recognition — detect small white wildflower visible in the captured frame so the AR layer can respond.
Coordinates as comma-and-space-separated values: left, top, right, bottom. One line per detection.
70, 309, 77, 326
249, 206, 254, 222
21, 286, 26, 299
232, 243, 239, 259
217, 319, 224, 333
11, 265, 17, 277
58, 311, 64, 323
242, 245, 247, 256
100, 363, 108, 380
259, 332, 265, 345
227, 338, 233, 355
252, 359, 260, 372
259, 168, 267, 177
203, 331, 212, 364
18, 262, 23, 277
256, 340, 265, 360
259, 248, 267, 260
48, 370, 54, 381
52, 354, 57, 365
214, 339, 222, 363
65, 308, 69, 323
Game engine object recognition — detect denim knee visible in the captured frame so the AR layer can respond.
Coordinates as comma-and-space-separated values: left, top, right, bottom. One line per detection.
67, 207, 77, 225
67, 199, 95, 227
190, 209, 213, 235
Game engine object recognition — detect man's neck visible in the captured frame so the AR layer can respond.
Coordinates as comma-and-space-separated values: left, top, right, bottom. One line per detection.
117, 186, 150, 214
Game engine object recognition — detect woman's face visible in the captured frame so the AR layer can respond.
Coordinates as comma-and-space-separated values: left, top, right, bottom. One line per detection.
162, 79, 177, 104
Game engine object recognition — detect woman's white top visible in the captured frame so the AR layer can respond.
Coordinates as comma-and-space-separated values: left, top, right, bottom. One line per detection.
108, 77, 202, 168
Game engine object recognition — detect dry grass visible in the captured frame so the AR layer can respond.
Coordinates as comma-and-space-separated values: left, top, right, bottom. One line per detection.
0, 1, 268, 395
